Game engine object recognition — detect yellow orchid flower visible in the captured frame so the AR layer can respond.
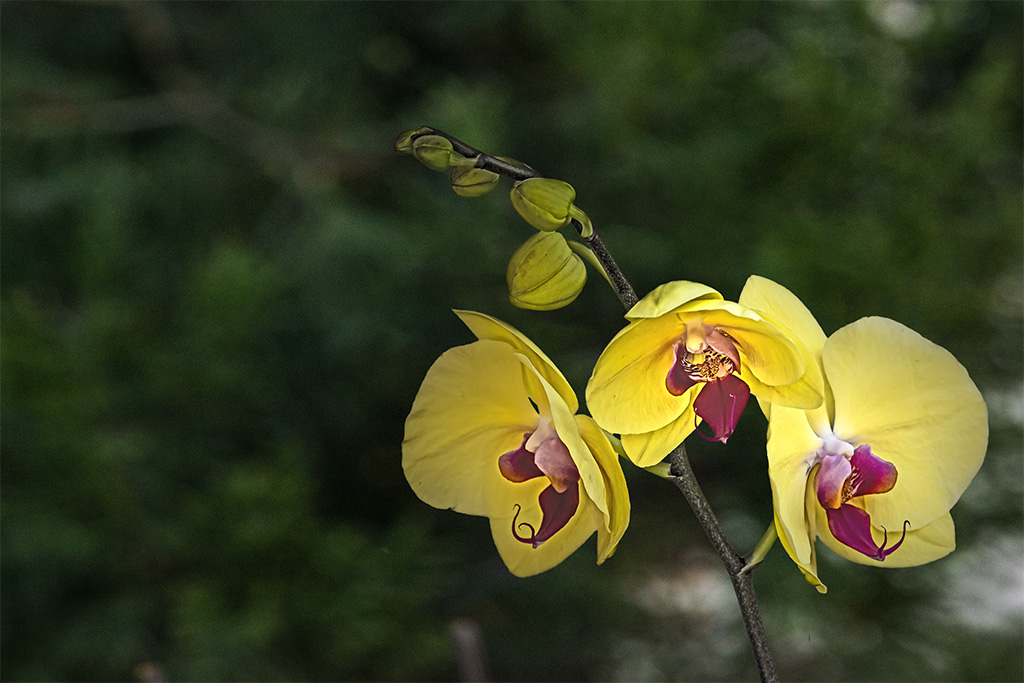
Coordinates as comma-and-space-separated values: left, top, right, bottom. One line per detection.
402, 311, 630, 577
585, 281, 823, 467
738, 276, 988, 592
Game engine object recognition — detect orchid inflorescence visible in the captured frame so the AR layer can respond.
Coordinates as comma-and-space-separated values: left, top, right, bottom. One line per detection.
396, 127, 988, 677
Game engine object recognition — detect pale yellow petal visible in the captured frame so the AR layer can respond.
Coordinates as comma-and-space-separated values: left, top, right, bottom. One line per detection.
766, 404, 823, 566
825, 317, 988, 530
619, 395, 699, 467
403, 340, 538, 516
455, 310, 578, 413
489, 478, 599, 577
626, 280, 723, 320
737, 275, 829, 421
774, 507, 827, 594
813, 501, 956, 568
576, 415, 631, 563
525, 357, 608, 517
586, 314, 690, 435
738, 276, 828, 363
681, 300, 806, 387
740, 367, 822, 411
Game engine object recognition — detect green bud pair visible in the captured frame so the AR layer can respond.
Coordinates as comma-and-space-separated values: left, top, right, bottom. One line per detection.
506, 232, 587, 311
393, 127, 432, 154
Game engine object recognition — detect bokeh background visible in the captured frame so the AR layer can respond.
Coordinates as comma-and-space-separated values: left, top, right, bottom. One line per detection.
3, 2, 1022, 681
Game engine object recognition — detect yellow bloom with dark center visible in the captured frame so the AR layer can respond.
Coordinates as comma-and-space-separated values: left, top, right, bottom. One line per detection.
403, 311, 630, 577
586, 281, 823, 467
739, 276, 988, 592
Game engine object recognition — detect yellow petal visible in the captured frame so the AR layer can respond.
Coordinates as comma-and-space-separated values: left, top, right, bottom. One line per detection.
740, 366, 823, 411
825, 317, 988, 530
680, 300, 807, 387
586, 314, 691, 435
738, 276, 828, 365
738, 275, 829, 426
489, 479, 599, 577
774, 507, 827, 594
455, 310, 579, 414
619, 395, 699, 467
576, 415, 631, 563
525, 357, 608, 517
766, 404, 824, 566
814, 502, 956, 568
626, 280, 723, 320
403, 340, 538, 516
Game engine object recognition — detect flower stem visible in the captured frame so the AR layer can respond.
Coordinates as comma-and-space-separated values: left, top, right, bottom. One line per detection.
668, 443, 778, 683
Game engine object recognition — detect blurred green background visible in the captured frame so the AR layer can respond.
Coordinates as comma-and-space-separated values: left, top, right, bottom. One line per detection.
2, 2, 1022, 681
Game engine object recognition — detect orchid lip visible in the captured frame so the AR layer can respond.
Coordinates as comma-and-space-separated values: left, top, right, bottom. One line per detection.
511, 484, 581, 548
826, 505, 910, 561
815, 444, 898, 510
498, 433, 544, 482
498, 422, 581, 547
692, 374, 750, 443
815, 444, 906, 560
665, 334, 751, 442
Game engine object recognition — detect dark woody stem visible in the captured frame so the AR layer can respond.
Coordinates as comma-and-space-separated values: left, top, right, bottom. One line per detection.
668, 444, 778, 683
582, 231, 638, 309
412, 126, 775, 682
413, 127, 638, 310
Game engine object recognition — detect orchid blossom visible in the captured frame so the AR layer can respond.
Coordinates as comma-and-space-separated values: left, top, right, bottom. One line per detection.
585, 281, 823, 467
403, 310, 630, 577
739, 276, 988, 592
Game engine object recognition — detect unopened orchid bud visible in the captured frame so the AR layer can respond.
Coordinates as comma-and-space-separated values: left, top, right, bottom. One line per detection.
510, 178, 576, 232
450, 165, 500, 197
506, 232, 587, 311
412, 135, 455, 171
393, 127, 433, 154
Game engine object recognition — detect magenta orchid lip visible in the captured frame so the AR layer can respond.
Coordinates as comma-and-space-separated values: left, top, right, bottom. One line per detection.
814, 445, 908, 561
666, 336, 751, 443
499, 424, 583, 547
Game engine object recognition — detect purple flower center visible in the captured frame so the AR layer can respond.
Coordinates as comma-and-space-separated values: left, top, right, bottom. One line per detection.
497, 420, 581, 548
814, 444, 909, 561
665, 336, 750, 443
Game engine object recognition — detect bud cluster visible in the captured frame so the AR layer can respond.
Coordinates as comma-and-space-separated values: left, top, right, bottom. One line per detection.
395, 128, 602, 310
395, 130, 501, 197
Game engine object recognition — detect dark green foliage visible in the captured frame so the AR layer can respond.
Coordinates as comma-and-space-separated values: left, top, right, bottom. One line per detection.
2, 2, 1021, 681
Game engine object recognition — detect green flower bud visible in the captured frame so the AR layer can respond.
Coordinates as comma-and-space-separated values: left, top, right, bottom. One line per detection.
450, 165, 500, 197
506, 231, 587, 311
393, 127, 432, 154
510, 178, 576, 231
412, 135, 455, 171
